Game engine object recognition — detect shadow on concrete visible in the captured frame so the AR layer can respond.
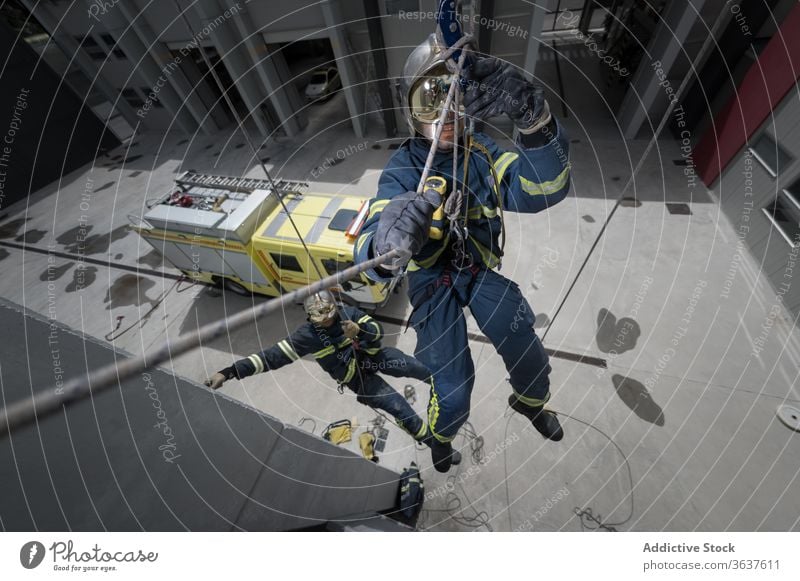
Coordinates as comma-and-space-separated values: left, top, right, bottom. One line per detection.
596, 308, 640, 354
611, 374, 665, 426
103, 273, 159, 309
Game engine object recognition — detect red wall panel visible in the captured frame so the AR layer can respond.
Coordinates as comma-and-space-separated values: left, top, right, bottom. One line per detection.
695, 3, 800, 185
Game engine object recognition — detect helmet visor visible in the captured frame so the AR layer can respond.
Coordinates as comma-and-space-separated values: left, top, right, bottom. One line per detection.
307, 302, 336, 324
304, 291, 337, 324
409, 64, 464, 124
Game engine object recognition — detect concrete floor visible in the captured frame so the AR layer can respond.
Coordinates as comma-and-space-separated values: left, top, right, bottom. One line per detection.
1, 79, 800, 532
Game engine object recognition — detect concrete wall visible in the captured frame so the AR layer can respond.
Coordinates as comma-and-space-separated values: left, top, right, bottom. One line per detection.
0, 17, 119, 210
0, 298, 401, 531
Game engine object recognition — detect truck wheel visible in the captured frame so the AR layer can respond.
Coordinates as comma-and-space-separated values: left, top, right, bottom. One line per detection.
222, 278, 251, 296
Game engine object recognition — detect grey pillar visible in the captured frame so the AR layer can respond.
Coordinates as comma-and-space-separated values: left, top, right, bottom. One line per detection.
116, 0, 214, 134
19, 0, 141, 133
228, 2, 306, 137
523, 0, 551, 76
363, 0, 397, 138
617, 0, 707, 139
96, 2, 198, 134
189, 0, 271, 137
322, 0, 366, 138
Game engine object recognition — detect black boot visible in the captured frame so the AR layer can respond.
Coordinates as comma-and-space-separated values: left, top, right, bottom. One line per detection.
508, 394, 564, 441
427, 437, 462, 473
417, 425, 462, 472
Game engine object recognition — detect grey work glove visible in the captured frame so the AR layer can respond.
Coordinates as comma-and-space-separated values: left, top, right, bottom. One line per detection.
464, 57, 550, 133
374, 189, 441, 271
341, 320, 360, 339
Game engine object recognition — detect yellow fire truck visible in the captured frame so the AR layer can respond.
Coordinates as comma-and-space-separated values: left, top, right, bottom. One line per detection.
131, 171, 392, 307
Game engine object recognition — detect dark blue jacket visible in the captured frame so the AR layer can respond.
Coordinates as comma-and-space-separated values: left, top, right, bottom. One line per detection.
354, 123, 571, 278
228, 306, 383, 384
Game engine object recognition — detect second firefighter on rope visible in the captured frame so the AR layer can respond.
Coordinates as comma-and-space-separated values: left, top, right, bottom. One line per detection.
205, 290, 461, 465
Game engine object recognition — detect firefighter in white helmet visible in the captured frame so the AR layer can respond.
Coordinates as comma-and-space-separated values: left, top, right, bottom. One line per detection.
206, 290, 460, 464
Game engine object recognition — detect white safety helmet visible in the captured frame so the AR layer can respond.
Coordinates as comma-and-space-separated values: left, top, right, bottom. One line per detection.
399, 34, 465, 143
304, 290, 337, 324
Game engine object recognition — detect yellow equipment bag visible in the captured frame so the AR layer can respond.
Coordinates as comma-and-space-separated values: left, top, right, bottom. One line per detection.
322, 419, 353, 445
359, 431, 377, 461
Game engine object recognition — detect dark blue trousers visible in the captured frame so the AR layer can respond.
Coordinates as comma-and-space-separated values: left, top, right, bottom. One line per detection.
408, 266, 551, 442
346, 347, 431, 439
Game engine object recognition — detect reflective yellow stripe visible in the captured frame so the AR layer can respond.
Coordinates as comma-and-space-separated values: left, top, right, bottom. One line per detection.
511, 389, 551, 408
468, 235, 501, 269
357, 315, 371, 324
343, 359, 357, 383
415, 422, 428, 440
364, 347, 381, 355
427, 388, 454, 443
493, 152, 519, 184
247, 354, 264, 374
314, 345, 336, 358
338, 338, 352, 348
368, 321, 382, 340
412, 234, 450, 270
277, 340, 299, 361
368, 199, 389, 219
356, 230, 373, 255
467, 205, 498, 220
519, 164, 571, 196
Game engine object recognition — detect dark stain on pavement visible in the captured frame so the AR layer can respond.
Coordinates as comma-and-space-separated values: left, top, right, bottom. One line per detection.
15, 228, 47, 244
39, 262, 74, 281
57, 225, 94, 252
0, 249, 9, 262
103, 274, 157, 309
596, 308, 640, 354
57, 225, 129, 255
0, 217, 30, 239
582, 215, 595, 223
138, 249, 164, 268
612, 374, 665, 426
533, 313, 551, 329
65, 266, 98, 292
95, 181, 116, 193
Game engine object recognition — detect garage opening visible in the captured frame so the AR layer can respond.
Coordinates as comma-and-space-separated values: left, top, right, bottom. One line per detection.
278, 38, 349, 135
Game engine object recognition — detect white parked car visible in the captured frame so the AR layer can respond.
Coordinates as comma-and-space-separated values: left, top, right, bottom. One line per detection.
304, 67, 341, 101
